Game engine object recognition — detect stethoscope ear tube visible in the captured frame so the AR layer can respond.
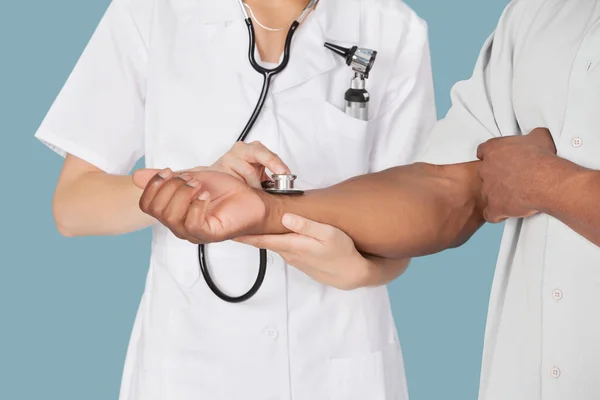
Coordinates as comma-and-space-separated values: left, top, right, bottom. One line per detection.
236, 19, 298, 143
245, 19, 299, 76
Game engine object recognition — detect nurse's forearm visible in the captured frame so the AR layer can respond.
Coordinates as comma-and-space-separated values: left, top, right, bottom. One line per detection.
53, 169, 154, 237
363, 256, 411, 287
263, 162, 485, 259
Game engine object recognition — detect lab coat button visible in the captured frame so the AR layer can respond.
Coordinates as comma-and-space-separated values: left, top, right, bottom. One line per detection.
550, 367, 561, 379
267, 253, 275, 265
571, 137, 583, 148
552, 289, 563, 301
265, 328, 279, 339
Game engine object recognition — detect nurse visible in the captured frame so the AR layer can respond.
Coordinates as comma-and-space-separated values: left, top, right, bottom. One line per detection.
36, 0, 436, 399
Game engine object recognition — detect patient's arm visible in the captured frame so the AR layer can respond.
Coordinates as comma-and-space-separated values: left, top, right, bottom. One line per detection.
136, 161, 485, 260
259, 161, 485, 259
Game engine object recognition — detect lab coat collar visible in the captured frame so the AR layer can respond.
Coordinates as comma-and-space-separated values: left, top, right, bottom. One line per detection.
314, 0, 361, 44
198, 0, 361, 44
200, 0, 361, 94
197, 0, 240, 24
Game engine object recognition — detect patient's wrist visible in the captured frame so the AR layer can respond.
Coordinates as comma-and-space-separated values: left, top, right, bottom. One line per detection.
257, 190, 290, 235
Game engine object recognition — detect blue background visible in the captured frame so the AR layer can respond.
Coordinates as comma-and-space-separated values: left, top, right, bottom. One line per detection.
0, 1, 507, 399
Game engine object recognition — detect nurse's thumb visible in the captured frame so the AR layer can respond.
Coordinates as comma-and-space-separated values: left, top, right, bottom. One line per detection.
133, 168, 161, 189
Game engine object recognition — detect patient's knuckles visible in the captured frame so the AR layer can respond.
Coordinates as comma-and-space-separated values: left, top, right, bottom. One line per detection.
162, 209, 181, 226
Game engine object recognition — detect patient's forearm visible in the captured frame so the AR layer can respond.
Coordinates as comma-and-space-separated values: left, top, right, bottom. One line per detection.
263, 162, 485, 259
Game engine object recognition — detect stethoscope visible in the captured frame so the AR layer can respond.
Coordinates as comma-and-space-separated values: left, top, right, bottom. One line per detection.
199, 0, 378, 303
198, 0, 317, 304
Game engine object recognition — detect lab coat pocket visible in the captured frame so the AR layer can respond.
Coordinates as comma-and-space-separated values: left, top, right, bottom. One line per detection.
153, 225, 200, 288
323, 100, 370, 134
306, 101, 372, 187
328, 342, 408, 400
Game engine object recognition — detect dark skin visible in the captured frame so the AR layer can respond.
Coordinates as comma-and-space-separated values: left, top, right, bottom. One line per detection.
138, 160, 484, 258
137, 128, 600, 259
476, 126, 557, 222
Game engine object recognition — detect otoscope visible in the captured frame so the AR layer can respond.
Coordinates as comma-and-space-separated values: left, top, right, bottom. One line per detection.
324, 43, 378, 121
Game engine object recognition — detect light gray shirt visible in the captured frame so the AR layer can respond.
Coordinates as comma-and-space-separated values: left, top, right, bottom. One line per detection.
417, 0, 600, 399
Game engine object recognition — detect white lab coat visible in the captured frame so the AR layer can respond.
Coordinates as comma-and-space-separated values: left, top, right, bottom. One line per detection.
35, 0, 436, 398
416, 0, 600, 399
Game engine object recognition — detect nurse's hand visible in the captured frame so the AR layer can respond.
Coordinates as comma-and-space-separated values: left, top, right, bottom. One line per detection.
211, 141, 290, 188
137, 169, 272, 243
235, 214, 410, 290
132, 141, 290, 190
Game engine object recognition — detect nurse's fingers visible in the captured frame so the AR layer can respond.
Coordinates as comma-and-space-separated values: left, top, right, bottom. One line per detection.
134, 167, 208, 190
139, 168, 174, 212
232, 141, 291, 175
280, 214, 339, 243
278, 252, 329, 276
133, 168, 161, 189
260, 169, 270, 183
218, 155, 262, 188
162, 179, 206, 239
235, 233, 318, 255
141, 173, 191, 221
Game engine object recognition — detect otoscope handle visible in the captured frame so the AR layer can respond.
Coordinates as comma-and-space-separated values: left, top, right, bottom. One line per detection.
344, 76, 370, 121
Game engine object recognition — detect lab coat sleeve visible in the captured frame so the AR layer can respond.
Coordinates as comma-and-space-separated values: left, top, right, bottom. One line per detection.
34, 0, 149, 175
415, 0, 540, 165
368, 11, 437, 172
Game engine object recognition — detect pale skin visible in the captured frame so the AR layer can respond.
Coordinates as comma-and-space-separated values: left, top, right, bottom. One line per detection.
52, 0, 409, 291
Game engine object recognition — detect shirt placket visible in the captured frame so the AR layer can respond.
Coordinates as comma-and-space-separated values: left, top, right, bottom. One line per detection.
540, 23, 600, 400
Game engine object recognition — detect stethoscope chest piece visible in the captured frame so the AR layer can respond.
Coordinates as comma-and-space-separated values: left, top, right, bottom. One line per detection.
262, 174, 304, 195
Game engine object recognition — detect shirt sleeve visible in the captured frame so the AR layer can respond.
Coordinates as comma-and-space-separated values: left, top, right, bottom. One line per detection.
414, 0, 541, 165
34, 0, 149, 175
368, 9, 437, 172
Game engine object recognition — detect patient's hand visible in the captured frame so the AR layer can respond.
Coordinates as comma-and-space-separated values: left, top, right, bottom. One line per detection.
137, 168, 273, 243
132, 141, 290, 243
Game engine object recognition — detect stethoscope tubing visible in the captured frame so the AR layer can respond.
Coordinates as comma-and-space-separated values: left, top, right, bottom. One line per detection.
237, 20, 299, 141
198, 18, 299, 303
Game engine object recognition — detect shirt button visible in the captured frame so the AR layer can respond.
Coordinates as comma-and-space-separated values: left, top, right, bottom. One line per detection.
265, 328, 279, 339
265, 327, 279, 339
571, 137, 583, 148
552, 289, 563, 301
550, 367, 561, 379
267, 253, 275, 265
